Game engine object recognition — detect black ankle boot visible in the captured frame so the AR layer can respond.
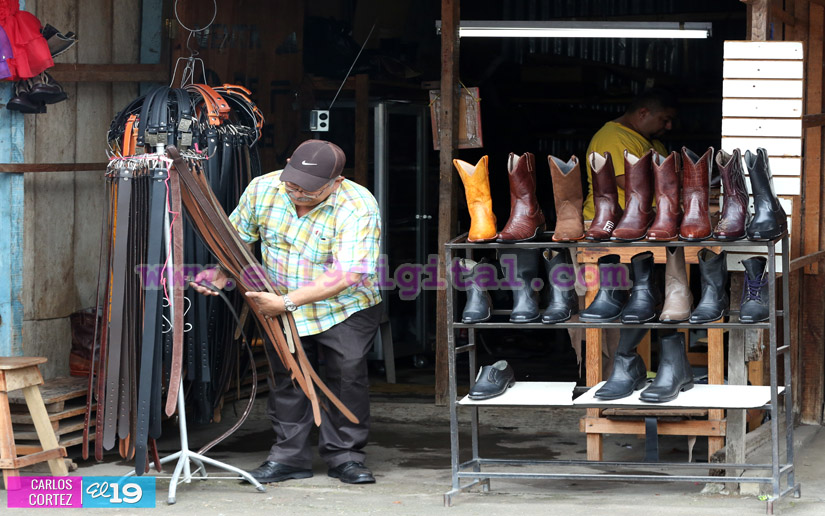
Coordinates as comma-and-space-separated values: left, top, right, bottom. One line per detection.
639, 333, 694, 403
541, 248, 579, 323
501, 249, 541, 322
580, 254, 628, 321
745, 148, 787, 240
740, 256, 769, 323
594, 328, 649, 400
689, 249, 729, 323
459, 258, 493, 323
621, 251, 663, 323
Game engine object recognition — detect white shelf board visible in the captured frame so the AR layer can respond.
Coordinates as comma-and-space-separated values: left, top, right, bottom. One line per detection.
574, 382, 784, 409
458, 381, 576, 406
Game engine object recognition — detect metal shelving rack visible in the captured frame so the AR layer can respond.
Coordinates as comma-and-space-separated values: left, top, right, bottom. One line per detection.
444, 232, 800, 513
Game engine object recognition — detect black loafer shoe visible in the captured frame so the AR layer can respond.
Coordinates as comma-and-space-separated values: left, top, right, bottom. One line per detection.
328, 461, 375, 484
468, 360, 515, 400
246, 461, 312, 483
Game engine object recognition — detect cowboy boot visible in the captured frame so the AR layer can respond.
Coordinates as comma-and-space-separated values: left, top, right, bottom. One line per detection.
745, 148, 788, 240
689, 248, 729, 323
453, 156, 497, 242
594, 328, 649, 400
585, 151, 622, 241
458, 258, 493, 323
660, 247, 693, 323
498, 152, 546, 242
548, 154, 584, 242
611, 150, 654, 241
500, 248, 541, 323
679, 146, 713, 241
647, 151, 682, 241
740, 256, 769, 323
714, 149, 750, 241
639, 333, 694, 403
541, 248, 579, 323
579, 254, 629, 322
28, 72, 69, 105
6, 80, 46, 114
621, 251, 663, 323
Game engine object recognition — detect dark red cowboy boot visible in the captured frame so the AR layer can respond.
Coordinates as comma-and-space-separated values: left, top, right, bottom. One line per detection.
498, 152, 545, 242
714, 149, 750, 241
647, 151, 682, 241
585, 151, 622, 241
611, 149, 654, 241
679, 146, 713, 241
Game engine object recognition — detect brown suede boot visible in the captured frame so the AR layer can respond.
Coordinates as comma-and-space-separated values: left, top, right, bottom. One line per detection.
713, 148, 750, 241
498, 152, 546, 242
454, 156, 497, 242
585, 151, 622, 241
548, 154, 584, 241
647, 151, 682, 241
611, 149, 654, 241
679, 146, 713, 241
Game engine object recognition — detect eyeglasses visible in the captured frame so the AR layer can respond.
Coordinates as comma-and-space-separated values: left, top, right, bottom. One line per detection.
283, 179, 335, 198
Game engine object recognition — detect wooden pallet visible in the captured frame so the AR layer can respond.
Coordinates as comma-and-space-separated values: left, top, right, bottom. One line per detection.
8, 376, 89, 414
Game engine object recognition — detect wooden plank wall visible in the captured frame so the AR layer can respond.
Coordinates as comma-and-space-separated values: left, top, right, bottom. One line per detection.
20, 0, 140, 380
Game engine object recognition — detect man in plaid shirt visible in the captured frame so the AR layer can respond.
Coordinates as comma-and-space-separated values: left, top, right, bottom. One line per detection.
193, 140, 382, 485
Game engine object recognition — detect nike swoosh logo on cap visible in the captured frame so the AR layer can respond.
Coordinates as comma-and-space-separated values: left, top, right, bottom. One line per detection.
301, 160, 318, 166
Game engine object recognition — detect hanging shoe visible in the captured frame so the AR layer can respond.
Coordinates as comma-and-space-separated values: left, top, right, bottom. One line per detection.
689, 248, 729, 324
660, 247, 693, 323
541, 248, 579, 323
453, 156, 497, 243
639, 333, 694, 403
458, 257, 493, 324
6, 80, 46, 114
679, 146, 714, 241
548, 154, 585, 242
28, 72, 68, 105
497, 152, 545, 242
647, 151, 682, 241
739, 256, 769, 323
41, 24, 78, 58
585, 151, 622, 241
594, 328, 649, 400
611, 149, 655, 241
620, 251, 663, 323
501, 248, 541, 323
579, 254, 628, 322
714, 149, 750, 241
744, 148, 788, 241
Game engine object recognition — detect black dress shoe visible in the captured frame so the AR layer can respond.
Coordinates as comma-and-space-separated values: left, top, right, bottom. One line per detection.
468, 360, 515, 400
328, 461, 375, 484
246, 461, 312, 483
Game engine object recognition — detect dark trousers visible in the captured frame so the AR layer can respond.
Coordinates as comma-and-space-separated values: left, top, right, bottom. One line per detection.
264, 303, 382, 469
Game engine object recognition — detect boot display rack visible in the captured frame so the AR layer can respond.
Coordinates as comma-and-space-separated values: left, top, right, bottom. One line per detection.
443, 232, 799, 513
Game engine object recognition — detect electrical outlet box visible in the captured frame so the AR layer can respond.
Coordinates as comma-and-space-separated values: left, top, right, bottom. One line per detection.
309, 110, 330, 132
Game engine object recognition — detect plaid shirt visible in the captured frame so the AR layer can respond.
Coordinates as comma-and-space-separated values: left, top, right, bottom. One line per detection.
229, 170, 382, 336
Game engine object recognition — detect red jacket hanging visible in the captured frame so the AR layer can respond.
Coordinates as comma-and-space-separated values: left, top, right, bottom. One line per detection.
0, 0, 53, 80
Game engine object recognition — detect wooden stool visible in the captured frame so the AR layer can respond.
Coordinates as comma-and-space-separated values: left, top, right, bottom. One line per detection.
0, 357, 68, 488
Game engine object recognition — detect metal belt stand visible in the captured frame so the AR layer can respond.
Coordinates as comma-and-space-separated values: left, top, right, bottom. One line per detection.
124, 147, 265, 503
444, 233, 800, 514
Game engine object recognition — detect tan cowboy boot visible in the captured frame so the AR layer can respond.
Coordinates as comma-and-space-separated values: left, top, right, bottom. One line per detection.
454, 156, 497, 242
548, 154, 585, 241
660, 246, 693, 322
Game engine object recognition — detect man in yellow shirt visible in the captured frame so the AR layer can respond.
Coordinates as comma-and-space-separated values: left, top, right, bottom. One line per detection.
583, 88, 677, 219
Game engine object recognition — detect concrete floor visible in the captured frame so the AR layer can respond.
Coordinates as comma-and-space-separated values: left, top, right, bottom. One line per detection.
2, 390, 823, 515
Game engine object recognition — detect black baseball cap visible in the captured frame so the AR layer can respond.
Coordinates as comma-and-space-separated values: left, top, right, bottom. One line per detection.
280, 139, 345, 191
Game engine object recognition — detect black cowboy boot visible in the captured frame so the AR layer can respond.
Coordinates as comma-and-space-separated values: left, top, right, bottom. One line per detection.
689, 249, 729, 324
621, 251, 663, 323
6, 80, 46, 114
740, 256, 770, 323
501, 248, 541, 323
744, 148, 787, 240
459, 257, 493, 324
579, 254, 628, 322
594, 328, 649, 400
640, 333, 694, 403
28, 72, 68, 105
541, 248, 579, 323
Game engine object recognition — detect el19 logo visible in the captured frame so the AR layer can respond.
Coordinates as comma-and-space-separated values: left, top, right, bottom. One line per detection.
82, 477, 156, 508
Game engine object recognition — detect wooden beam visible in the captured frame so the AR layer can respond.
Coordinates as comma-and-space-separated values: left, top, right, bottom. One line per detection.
802, 112, 825, 127
434, 0, 459, 406
742, 0, 771, 40
789, 249, 825, 271
49, 64, 166, 83
803, 2, 824, 275
0, 163, 108, 173
580, 417, 726, 437
772, 4, 796, 26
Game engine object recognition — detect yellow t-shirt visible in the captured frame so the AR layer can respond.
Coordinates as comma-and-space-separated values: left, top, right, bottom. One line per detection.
582, 121, 668, 220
